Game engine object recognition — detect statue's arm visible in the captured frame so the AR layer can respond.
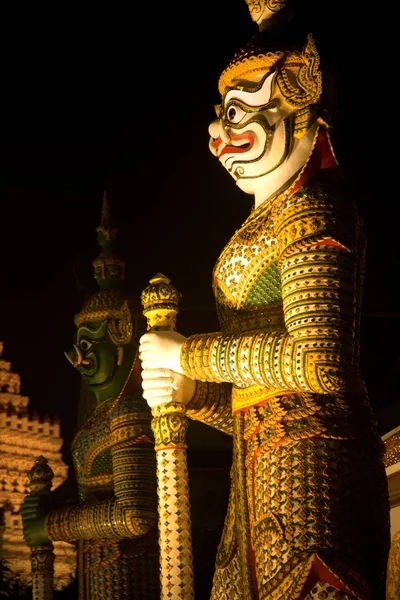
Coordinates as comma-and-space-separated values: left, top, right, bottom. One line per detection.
185, 380, 233, 435
45, 410, 157, 542
180, 191, 361, 396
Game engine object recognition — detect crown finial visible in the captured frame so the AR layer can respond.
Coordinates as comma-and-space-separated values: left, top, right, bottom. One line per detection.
92, 193, 125, 291
96, 191, 116, 243
244, 0, 293, 31
74, 194, 130, 327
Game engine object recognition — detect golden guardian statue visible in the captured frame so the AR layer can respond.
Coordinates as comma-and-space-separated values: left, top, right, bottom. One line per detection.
139, 1, 391, 598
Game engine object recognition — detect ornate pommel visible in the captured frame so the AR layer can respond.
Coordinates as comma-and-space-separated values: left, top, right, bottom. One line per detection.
27, 456, 54, 495
141, 274, 186, 446
27, 457, 55, 599
141, 273, 181, 331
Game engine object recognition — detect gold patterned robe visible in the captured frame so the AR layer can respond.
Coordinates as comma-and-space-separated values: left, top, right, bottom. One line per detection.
181, 165, 390, 599
45, 392, 159, 600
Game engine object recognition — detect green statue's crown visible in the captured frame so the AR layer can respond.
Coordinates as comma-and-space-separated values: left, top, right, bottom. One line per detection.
74, 193, 130, 331
92, 192, 126, 291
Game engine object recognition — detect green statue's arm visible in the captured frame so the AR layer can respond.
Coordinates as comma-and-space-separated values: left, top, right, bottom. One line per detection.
21, 492, 52, 546
185, 380, 233, 435
180, 191, 362, 396
45, 412, 157, 542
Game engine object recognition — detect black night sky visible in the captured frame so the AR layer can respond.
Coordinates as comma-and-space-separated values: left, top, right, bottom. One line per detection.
0, 1, 399, 467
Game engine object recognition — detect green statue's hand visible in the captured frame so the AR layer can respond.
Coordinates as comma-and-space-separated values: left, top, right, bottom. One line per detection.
21, 493, 52, 546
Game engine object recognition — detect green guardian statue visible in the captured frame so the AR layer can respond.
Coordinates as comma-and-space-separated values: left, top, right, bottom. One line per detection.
21, 195, 160, 600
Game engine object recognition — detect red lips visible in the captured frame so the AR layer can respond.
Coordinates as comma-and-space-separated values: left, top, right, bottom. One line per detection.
211, 132, 255, 157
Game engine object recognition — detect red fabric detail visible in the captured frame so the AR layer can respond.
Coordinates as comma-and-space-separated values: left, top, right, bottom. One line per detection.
137, 435, 153, 444
299, 556, 351, 598
124, 357, 143, 393
318, 128, 338, 170
309, 238, 347, 250
291, 128, 341, 196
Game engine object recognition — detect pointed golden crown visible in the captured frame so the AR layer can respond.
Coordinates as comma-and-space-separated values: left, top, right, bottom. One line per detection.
218, 33, 322, 110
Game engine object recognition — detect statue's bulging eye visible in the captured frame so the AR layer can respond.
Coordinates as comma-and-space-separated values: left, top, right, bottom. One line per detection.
80, 339, 92, 352
226, 104, 246, 124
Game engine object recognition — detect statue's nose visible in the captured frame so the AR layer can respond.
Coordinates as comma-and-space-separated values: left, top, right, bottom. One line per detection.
208, 118, 221, 139
209, 118, 230, 140
209, 118, 231, 156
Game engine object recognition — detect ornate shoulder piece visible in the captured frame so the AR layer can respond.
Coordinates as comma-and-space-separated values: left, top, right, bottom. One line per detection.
274, 183, 356, 259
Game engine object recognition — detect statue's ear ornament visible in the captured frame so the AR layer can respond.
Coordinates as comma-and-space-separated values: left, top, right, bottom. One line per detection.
108, 300, 133, 346
277, 35, 322, 105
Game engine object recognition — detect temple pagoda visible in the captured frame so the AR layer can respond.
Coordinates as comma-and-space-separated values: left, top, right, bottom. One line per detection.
0, 341, 76, 590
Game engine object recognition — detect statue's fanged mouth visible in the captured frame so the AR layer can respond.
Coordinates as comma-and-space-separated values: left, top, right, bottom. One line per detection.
212, 132, 255, 157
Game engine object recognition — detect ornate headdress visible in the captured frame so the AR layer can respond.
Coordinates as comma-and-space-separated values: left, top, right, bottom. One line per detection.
74, 193, 133, 346
219, 1, 322, 138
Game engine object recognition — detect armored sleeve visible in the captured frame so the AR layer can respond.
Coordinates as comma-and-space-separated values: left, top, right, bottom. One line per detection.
185, 380, 234, 435
45, 409, 157, 542
180, 187, 363, 396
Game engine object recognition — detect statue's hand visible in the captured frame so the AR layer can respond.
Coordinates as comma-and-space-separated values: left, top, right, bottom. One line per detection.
141, 368, 196, 409
21, 493, 52, 546
139, 330, 186, 375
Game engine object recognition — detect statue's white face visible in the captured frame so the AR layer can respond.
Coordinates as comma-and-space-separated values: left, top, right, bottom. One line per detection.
209, 72, 292, 196
209, 70, 319, 206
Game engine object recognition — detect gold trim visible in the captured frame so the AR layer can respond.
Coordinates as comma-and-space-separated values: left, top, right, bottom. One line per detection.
232, 385, 286, 412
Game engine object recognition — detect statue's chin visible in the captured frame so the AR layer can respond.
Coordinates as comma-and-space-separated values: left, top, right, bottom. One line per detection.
235, 177, 256, 196
85, 376, 112, 391
83, 368, 114, 388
